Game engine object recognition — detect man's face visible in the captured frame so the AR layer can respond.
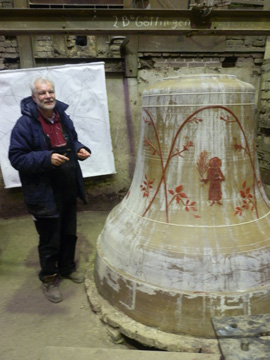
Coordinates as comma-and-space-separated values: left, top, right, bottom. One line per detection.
32, 80, 56, 112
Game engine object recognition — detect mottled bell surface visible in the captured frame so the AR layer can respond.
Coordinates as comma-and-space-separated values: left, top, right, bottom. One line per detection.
94, 74, 270, 338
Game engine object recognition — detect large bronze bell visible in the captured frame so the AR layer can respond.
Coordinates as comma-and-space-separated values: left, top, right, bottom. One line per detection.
94, 75, 270, 338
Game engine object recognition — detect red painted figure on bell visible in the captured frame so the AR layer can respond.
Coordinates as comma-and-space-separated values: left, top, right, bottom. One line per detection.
201, 156, 225, 206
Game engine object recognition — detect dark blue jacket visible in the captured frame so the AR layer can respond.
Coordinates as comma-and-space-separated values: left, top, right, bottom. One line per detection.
9, 96, 91, 218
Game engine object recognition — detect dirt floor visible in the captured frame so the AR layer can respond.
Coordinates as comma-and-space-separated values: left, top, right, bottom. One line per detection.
0, 210, 134, 360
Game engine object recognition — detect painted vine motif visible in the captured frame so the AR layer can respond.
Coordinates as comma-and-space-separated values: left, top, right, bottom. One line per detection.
135, 105, 268, 223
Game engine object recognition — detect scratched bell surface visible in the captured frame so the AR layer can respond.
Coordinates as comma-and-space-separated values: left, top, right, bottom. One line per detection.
94, 75, 270, 338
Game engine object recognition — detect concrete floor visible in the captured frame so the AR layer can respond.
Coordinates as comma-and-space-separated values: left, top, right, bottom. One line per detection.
0, 210, 133, 360
0, 210, 222, 360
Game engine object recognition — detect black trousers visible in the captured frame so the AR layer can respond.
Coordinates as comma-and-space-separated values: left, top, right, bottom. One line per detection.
34, 197, 77, 282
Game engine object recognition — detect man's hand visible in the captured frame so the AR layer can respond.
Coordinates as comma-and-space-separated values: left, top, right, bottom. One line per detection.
51, 153, 69, 166
77, 148, 91, 160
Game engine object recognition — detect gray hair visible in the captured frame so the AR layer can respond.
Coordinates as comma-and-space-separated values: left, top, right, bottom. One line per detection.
29, 76, 55, 95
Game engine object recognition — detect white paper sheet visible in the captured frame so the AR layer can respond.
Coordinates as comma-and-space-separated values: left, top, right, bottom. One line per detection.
0, 62, 116, 188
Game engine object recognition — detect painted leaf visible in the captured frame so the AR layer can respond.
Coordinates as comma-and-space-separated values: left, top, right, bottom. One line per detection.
169, 189, 174, 195
240, 190, 246, 198
175, 185, 183, 193
180, 192, 188, 198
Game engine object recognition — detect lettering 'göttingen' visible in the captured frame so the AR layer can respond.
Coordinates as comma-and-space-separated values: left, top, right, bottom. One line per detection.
113, 16, 190, 30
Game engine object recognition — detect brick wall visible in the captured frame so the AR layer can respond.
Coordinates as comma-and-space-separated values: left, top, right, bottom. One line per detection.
0, 32, 266, 70
0, 0, 13, 8
257, 59, 270, 197
139, 53, 264, 70
0, 36, 19, 70
33, 35, 99, 59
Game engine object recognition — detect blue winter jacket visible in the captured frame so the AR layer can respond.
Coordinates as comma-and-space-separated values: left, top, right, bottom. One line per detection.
9, 96, 91, 218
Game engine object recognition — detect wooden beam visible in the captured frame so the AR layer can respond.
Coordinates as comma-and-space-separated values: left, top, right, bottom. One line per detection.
231, 0, 264, 5
17, 35, 35, 68
13, 0, 35, 68
0, 9, 270, 35
13, 0, 29, 6
122, 35, 138, 77
29, 0, 123, 5
264, 0, 270, 59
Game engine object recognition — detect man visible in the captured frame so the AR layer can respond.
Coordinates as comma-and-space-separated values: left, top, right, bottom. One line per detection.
9, 76, 91, 303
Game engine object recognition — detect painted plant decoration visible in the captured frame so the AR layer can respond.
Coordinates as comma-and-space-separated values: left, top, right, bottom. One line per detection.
234, 181, 255, 216
134, 105, 268, 223
232, 137, 264, 218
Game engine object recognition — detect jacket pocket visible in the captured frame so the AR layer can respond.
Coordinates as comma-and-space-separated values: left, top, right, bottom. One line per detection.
21, 175, 58, 217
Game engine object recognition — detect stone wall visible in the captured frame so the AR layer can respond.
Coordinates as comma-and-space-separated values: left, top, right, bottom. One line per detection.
0, 0, 12, 8
257, 59, 270, 197
0, 1, 16, 69
0, 35, 19, 70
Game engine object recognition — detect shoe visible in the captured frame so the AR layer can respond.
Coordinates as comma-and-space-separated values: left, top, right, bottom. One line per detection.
63, 271, 84, 284
42, 280, 63, 303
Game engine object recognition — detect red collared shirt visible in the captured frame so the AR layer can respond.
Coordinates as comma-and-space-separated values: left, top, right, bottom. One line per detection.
38, 110, 67, 148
